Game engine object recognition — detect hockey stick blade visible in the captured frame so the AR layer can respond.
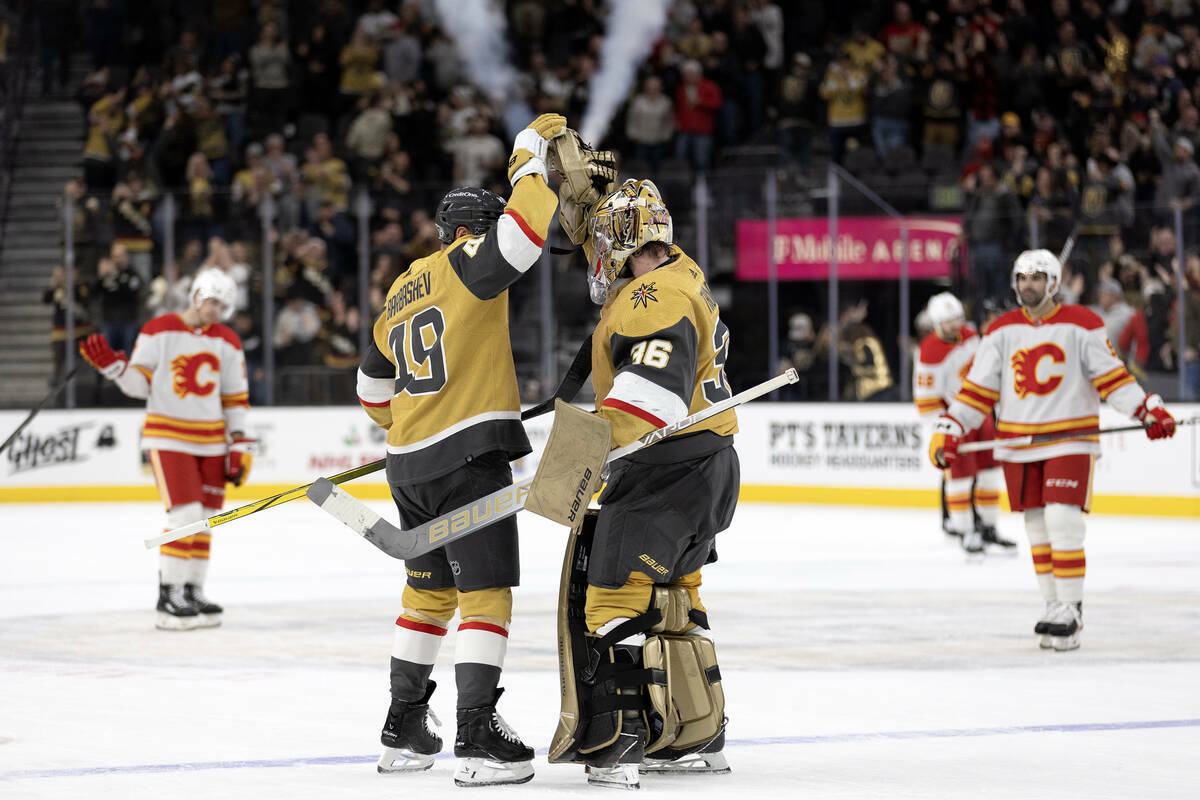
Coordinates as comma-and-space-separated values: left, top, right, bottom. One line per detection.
143, 457, 387, 549
958, 417, 1197, 453
307, 369, 799, 560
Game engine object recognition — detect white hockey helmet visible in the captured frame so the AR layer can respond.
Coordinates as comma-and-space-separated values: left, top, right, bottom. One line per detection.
1011, 248, 1062, 301
191, 268, 237, 320
925, 292, 965, 326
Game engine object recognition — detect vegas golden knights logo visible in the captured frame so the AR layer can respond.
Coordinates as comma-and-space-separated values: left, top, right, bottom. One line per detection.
1011, 343, 1066, 398
170, 352, 220, 398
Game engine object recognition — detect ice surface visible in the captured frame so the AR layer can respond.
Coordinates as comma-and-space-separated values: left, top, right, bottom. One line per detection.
1, 500, 1198, 799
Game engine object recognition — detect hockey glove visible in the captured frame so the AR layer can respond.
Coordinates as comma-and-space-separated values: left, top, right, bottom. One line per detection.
79, 333, 127, 379
929, 415, 964, 469
508, 113, 567, 187
1134, 393, 1176, 440
548, 128, 618, 206
225, 433, 256, 487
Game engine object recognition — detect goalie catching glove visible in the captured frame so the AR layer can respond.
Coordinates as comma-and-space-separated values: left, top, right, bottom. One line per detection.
225, 433, 256, 487
508, 113, 567, 187
79, 333, 127, 379
548, 129, 618, 245
928, 415, 964, 469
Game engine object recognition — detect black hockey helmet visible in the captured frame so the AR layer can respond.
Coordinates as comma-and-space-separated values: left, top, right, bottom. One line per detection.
435, 187, 507, 244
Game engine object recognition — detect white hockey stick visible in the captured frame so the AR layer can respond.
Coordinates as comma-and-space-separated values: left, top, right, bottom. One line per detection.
958, 417, 1196, 453
306, 369, 799, 561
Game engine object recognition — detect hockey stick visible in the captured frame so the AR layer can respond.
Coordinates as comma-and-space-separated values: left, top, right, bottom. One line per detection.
0, 363, 82, 456
306, 368, 800, 561
143, 389, 589, 549
958, 417, 1197, 453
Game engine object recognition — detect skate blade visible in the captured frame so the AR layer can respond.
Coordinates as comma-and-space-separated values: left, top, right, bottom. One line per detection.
640, 751, 731, 775
586, 764, 640, 790
1038, 634, 1054, 649
1052, 633, 1081, 651
155, 612, 199, 631
193, 613, 222, 628
377, 747, 435, 773
453, 757, 533, 786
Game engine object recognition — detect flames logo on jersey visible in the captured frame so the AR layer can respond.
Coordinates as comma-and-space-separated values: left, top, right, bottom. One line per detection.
630, 282, 658, 309
1011, 343, 1066, 398
170, 352, 220, 398
957, 357, 973, 383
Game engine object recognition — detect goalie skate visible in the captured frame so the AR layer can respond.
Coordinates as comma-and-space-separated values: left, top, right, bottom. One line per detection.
641, 731, 730, 775
586, 763, 640, 790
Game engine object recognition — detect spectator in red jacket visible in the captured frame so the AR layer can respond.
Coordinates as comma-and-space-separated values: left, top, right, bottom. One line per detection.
674, 59, 722, 173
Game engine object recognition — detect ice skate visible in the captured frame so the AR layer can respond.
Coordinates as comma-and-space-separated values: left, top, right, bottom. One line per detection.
1034, 601, 1059, 649
452, 688, 534, 786
378, 680, 442, 774
156, 583, 199, 630
183, 583, 222, 628
961, 527, 984, 556
1046, 601, 1083, 651
641, 730, 731, 775
979, 523, 1017, 552
587, 763, 640, 790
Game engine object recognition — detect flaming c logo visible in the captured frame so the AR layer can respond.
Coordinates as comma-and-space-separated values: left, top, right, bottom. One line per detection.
1011, 343, 1066, 398
171, 353, 219, 398
957, 357, 973, 383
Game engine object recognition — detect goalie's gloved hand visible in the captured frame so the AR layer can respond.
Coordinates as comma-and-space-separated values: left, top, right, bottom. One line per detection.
225, 433, 256, 487
549, 128, 618, 205
1134, 393, 1176, 440
929, 415, 964, 469
79, 333, 127, 379
508, 113, 567, 187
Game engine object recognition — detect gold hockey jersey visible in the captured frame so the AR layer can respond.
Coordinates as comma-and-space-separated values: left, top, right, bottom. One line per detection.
592, 246, 739, 448
356, 175, 557, 484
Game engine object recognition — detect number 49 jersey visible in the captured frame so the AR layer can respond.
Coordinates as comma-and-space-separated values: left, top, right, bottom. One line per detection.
946, 304, 1147, 463
592, 246, 738, 448
356, 177, 557, 484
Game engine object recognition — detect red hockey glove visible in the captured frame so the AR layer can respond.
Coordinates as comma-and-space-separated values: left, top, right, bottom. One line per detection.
1134, 393, 1176, 440
225, 433, 256, 487
929, 415, 964, 469
78, 333, 127, 379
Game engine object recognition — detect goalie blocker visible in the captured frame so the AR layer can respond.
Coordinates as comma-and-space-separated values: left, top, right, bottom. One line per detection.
549, 511, 727, 771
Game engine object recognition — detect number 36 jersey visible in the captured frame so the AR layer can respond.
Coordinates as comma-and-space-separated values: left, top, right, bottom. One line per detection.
356, 176, 557, 485
593, 246, 738, 448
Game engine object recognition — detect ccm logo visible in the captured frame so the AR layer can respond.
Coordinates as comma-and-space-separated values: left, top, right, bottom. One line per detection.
1045, 478, 1078, 488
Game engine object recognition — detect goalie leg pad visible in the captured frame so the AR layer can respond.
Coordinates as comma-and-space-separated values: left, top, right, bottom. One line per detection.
642, 587, 725, 755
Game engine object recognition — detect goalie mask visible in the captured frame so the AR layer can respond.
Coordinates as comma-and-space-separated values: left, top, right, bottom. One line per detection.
584, 179, 673, 305
191, 268, 237, 320
1011, 248, 1062, 307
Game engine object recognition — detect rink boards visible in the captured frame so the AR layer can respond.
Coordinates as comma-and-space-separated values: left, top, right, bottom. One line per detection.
0, 402, 1196, 517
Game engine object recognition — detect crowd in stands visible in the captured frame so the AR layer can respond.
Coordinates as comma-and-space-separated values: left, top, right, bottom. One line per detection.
35, 1, 1200, 404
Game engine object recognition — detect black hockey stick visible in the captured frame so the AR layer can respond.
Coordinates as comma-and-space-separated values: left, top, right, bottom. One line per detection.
306, 369, 799, 562
145, 376, 583, 549
958, 417, 1196, 453
0, 363, 82, 456
521, 334, 591, 420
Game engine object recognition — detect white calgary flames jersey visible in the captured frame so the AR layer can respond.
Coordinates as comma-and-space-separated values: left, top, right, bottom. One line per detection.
913, 325, 978, 416
945, 304, 1146, 463
117, 314, 249, 456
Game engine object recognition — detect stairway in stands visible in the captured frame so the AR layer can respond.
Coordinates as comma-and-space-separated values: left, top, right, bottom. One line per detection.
0, 77, 86, 408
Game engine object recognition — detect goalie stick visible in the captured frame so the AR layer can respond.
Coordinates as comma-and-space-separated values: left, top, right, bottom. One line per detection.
143, 392, 575, 550
958, 417, 1196, 453
306, 369, 800, 561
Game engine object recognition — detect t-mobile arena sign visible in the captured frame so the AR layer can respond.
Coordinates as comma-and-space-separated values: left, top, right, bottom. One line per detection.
736, 216, 962, 280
